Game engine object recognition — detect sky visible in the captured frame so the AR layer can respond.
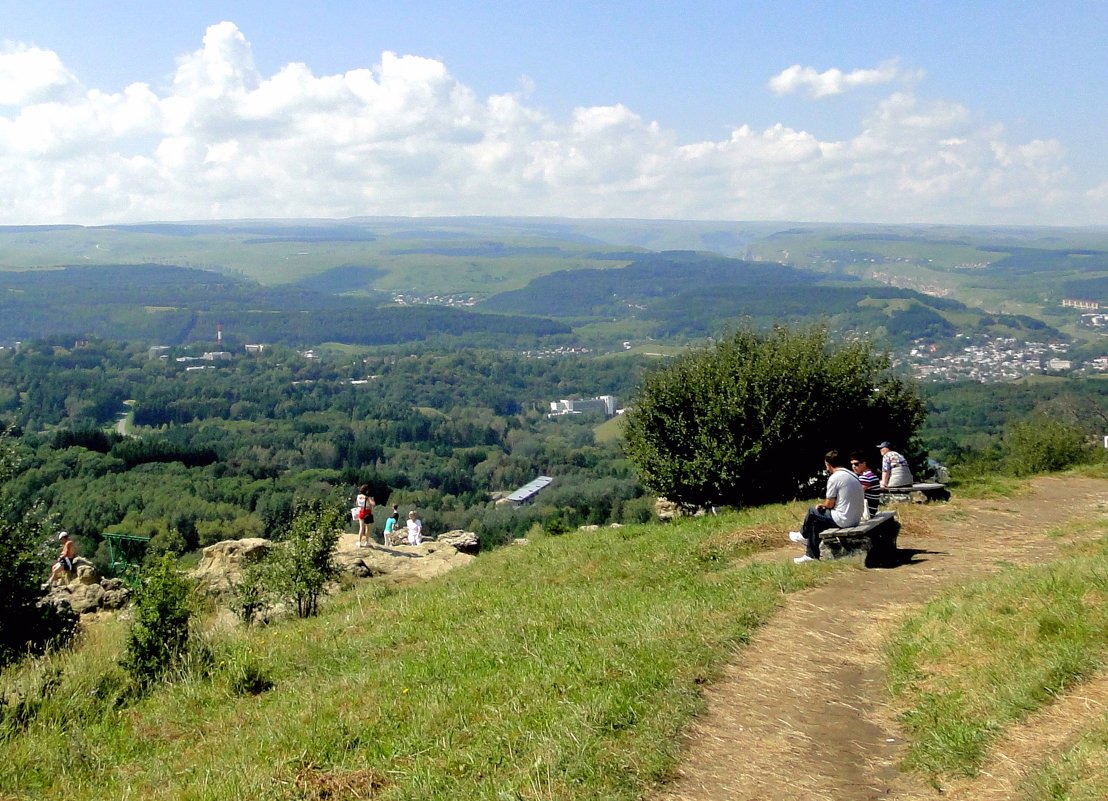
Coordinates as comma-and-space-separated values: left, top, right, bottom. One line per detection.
1, 1, 1106, 227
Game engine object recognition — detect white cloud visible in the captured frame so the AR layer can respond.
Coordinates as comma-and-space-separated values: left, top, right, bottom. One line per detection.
0, 42, 80, 106
768, 60, 916, 99
0, 24, 1102, 225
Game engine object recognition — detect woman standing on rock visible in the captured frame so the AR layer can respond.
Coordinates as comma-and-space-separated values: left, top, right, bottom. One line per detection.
356, 485, 375, 547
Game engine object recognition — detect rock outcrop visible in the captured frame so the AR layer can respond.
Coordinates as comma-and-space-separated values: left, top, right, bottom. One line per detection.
334, 537, 476, 583
191, 537, 271, 593
44, 557, 130, 614
436, 529, 480, 554
188, 533, 478, 593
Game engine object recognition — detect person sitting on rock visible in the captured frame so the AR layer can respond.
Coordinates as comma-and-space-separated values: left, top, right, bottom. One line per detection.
405, 510, 423, 546
383, 513, 398, 547
788, 450, 864, 564
49, 530, 77, 587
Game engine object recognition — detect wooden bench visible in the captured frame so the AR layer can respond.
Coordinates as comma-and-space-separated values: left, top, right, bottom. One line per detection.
874, 482, 950, 503
818, 511, 899, 563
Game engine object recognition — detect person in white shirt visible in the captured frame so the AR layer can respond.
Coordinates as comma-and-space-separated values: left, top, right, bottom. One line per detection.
405, 510, 423, 545
787, 450, 864, 564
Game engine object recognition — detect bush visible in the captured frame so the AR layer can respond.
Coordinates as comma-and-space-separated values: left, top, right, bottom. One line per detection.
230, 563, 270, 626
0, 432, 79, 668
1002, 416, 1093, 476
122, 555, 194, 688
264, 499, 342, 618
623, 325, 926, 509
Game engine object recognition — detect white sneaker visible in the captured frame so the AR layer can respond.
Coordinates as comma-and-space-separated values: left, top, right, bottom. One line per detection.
788, 531, 804, 543
794, 555, 817, 564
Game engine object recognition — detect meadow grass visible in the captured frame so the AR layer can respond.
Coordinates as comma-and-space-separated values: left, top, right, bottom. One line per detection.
1020, 714, 1108, 801
1, 505, 825, 800
885, 528, 1108, 782
944, 472, 1029, 500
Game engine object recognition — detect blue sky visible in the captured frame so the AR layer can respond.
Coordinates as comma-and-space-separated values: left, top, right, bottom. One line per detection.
1, 1, 1106, 225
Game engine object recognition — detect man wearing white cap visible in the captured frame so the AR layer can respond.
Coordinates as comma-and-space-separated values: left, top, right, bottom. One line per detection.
48, 531, 77, 587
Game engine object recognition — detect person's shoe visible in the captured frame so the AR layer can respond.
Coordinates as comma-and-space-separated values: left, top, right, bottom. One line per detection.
788, 531, 804, 543
793, 555, 817, 564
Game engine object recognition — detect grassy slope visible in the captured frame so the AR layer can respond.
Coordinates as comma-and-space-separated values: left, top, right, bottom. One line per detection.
885, 508, 1108, 794
1, 504, 825, 800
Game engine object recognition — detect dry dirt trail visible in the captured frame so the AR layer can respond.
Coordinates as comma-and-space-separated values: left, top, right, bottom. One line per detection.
652, 475, 1108, 801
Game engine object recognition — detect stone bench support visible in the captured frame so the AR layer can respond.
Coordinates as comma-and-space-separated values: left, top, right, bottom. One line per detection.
818, 511, 899, 563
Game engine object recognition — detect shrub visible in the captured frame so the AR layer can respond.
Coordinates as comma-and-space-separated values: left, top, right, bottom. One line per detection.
0, 432, 79, 668
623, 325, 925, 509
122, 555, 194, 688
1002, 416, 1093, 476
230, 562, 270, 625
265, 499, 342, 618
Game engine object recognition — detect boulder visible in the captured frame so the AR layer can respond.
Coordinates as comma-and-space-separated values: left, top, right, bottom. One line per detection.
66, 583, 105, 614
44, 570, 130, 614
437, 530, 480, 554
192, 538, 271, 593
74, 557, 99, 585
655, 498, 681, 521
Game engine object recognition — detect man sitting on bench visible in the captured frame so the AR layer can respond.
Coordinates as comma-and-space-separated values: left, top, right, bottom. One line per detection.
788, 450, 864, 564
850, 451, 881, 519
878, 441, 913, 488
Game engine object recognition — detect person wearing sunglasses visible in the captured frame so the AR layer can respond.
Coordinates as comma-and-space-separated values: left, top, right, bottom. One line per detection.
850, 451, 880, 519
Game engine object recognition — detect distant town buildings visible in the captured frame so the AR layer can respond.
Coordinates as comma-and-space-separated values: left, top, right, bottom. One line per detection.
1063, 298, 1100, 310
905, 337, 1075, 382
548, 395, 619, 418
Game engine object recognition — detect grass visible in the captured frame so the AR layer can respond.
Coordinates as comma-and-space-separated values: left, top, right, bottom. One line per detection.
885, 529, 1108, 784
944, 472, 1030, 500
592, 415, 624, 444
1020, 714, 1108, 801
1, 504, 827, 800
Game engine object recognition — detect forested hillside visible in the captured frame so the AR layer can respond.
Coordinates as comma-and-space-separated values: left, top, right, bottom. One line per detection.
0, 265, 570, 346
478, 251, 1063, 347
0, 339, 653, 572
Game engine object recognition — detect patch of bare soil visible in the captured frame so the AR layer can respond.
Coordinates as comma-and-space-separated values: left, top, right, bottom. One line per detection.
651, 475, 1108, 801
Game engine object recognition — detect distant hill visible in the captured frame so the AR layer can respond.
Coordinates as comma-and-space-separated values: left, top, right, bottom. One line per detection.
0, 217, 1099, 349
478, 251, 1063, 346
480, 252, 818, 316
0, 264, 570, 346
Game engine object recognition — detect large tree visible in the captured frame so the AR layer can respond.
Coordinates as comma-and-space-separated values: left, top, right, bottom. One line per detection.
622, 326, 925, 509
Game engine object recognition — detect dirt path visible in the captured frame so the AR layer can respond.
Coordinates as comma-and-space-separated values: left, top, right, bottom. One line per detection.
652, 475, 1108, 801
